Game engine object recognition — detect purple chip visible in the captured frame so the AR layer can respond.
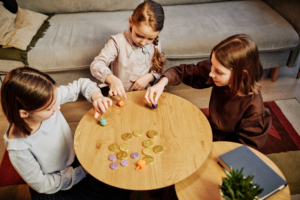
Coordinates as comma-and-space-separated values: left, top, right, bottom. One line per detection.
152, 104, 158, 109
108, 154, 117, 161
130, 152, 139, 159
109, 162, 118, 169
120, 159, 129, 167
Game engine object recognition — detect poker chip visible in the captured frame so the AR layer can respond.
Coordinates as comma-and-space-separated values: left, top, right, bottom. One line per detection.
120, 159, 129, 167
130, 152, 139, 159
109, 162, 118, 169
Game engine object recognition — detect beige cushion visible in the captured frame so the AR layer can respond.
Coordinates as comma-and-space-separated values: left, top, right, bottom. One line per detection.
0, 3, 16, 41
0, 7, 48, 50
17, 0, 141, 14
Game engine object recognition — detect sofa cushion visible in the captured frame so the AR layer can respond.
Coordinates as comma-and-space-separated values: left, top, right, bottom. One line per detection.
156, 0, 231, 6
0, 2, 16, 41
16, 0, 142, 14
0, 7, 48, 50
160, 0, 299, 59
0, 11, 131, 73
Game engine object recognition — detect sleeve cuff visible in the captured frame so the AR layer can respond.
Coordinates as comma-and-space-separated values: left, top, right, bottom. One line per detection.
73, 166, 87, 185
151, 73, 161, 85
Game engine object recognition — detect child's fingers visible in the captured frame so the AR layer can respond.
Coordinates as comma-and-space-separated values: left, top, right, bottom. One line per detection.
107, 98, 113, 106
148, 89, 156, 105
154, 91, 161, 104
94, 111, 100, 119
109, 89, 114, 97
103, 100, 109, 110
121, 88, 127, 99
144, 89, 151, 104
98, 102, 107, 114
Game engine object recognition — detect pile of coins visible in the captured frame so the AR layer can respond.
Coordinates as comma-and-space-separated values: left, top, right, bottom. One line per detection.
108, 129, 163, 170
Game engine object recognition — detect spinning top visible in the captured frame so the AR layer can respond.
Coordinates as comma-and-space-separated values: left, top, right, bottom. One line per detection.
136, 160, 146, 170
152, 104, 158, 109
100, 117, 107, 126
118, 100, 124, 107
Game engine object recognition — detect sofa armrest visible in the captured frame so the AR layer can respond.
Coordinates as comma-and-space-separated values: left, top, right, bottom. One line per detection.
263, 0, 300, 68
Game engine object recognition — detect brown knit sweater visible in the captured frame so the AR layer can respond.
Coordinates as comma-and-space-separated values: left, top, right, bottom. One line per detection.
162, 60, 271, 150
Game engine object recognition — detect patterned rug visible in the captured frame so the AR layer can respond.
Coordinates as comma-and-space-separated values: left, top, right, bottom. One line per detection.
0, 100, 300, 200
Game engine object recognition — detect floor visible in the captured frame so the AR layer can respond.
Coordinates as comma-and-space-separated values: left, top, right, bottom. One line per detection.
0, 66, 300, 199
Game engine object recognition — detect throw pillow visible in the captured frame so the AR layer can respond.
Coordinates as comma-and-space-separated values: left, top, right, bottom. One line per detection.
0, 2, 16, 41
0, 6, 48, 50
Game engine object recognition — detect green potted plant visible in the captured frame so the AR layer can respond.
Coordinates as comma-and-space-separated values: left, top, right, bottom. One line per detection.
219, 167, 263, 200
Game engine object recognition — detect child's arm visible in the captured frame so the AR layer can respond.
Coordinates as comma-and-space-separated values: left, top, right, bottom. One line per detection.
129, 73, 155, 91
90, 37, 118, 84
8, 150, 86, 194
90, 37, 127, 98
145, 60, 212, 105
235, 105, 272, 150
57, 78, 112, 117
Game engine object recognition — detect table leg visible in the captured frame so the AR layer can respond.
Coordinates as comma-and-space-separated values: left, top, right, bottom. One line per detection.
138, 191, 143, 200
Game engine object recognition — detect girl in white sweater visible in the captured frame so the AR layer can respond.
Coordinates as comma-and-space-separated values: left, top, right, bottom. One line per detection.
1, 66, 131, 199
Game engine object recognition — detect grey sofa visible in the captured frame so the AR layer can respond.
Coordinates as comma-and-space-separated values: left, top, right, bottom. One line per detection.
0, 0, 299, 86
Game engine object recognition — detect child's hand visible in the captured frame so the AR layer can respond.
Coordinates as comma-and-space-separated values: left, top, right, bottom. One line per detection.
91, 91, 112, 118
106, 75, 127, 99
130, 74, 154, 91
144, 77, 168, 105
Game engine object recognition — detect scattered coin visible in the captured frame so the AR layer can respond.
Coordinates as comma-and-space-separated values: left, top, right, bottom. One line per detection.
130, 152, 139, 159
142, 140, 153, 147
108, 143, 120, 152
143, 156, 154, 165
147, 130, 158, 139
153, 145, 163, 154
133, 129, 143, 137
120, 159, 129, 167
120, 143, 130, 151
142, 147, 153, 156
109, 162, 118, 169
108, 154, 117, 161
121, 133, 132, 141
117, 151, 128, 160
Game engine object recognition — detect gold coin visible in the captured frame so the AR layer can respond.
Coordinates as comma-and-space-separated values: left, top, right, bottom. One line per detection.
121, 133, 132, 141
108, 143, 120, 152
147, 130, 158, 139
117, 151, 128, 160
142, 147, 153, 156
153, 145, 163, 154
133, 129, 143, 137
120, 143, 130, 151
143, 156, 154, 164
142, 140, 153, 147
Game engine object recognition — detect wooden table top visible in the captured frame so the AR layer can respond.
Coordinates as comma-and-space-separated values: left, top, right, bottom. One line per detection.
175, 141, 290, 200
74, 91, 212, 190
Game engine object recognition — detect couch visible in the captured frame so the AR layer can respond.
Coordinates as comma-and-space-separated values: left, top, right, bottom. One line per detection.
0, 0, 299, 86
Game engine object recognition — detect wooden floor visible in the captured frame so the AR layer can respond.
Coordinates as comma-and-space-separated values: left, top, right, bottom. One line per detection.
1, 66, 300, 162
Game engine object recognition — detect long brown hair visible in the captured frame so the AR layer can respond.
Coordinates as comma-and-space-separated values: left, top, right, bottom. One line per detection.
131, 0, 167, 73
210, 34, 263, 96
1, 66, 56, 136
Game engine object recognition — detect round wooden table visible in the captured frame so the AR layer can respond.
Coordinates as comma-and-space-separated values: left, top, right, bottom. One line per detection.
175, 141, 290, 200
74, 91, 212, 190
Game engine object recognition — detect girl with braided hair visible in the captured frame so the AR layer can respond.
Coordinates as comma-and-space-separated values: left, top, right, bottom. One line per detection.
90, 0, 167, 98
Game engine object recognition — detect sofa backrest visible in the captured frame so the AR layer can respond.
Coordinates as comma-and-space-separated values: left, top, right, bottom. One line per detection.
155, 0, 257, 6
16, 0, 143, 14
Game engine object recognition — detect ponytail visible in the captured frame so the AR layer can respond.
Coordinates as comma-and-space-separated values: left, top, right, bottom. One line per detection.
151, 36, 167, 73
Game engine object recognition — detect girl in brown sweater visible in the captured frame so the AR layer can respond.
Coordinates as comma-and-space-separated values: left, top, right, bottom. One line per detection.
145, 34, 271, 150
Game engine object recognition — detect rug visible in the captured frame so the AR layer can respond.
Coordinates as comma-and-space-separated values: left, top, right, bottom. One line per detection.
0, 100, 300, 200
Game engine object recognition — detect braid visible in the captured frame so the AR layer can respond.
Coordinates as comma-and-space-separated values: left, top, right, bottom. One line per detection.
153, 36, 159, 46
151, 36, 167, 73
